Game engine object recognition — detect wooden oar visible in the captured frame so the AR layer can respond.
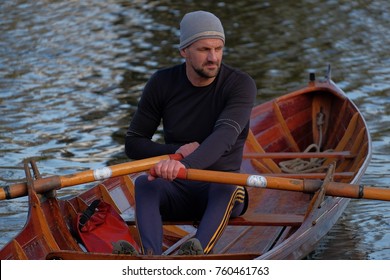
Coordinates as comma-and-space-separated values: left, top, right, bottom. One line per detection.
173, 168, 390, 201
0, 154, 182, 200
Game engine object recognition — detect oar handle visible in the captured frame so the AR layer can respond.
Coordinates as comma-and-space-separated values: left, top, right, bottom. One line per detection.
59, 153, 182, 187
0, 154, 182, 200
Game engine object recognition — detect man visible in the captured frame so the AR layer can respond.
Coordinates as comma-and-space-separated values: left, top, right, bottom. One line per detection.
125, 10, 257, 255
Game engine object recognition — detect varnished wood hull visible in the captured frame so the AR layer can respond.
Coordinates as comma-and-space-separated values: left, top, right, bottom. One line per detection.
0, 74, 371, 260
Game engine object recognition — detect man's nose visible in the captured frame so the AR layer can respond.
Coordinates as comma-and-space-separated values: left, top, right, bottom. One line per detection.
207, 50, 218, 61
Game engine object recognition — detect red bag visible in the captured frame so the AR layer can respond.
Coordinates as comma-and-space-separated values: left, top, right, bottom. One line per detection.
76, 199, 140, 254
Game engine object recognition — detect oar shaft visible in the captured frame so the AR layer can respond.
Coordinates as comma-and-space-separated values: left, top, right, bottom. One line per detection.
0, 154, 182, 200
331, 183, 390, 201
177, 169, 390, 201
177, 168, 307, 192
363, 187, 390, 201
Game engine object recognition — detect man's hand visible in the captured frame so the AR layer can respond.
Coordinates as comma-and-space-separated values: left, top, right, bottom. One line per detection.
149, 142, 198, 181
148, 159, 186, 181
175, 142, 199, 158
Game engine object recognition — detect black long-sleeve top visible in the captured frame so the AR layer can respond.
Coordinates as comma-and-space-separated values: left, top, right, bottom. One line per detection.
125, 63, 257, 172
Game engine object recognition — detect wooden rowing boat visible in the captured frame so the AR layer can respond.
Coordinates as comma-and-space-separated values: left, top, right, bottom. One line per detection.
0, 69, 372, 260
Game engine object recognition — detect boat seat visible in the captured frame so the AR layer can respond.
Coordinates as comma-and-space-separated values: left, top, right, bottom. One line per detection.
125, 213, 304, 227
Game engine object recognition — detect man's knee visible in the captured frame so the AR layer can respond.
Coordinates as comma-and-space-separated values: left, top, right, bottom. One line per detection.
134, 175, 160, 199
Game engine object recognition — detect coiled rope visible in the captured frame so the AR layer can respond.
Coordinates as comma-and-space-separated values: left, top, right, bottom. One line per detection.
279, 111, 332, 173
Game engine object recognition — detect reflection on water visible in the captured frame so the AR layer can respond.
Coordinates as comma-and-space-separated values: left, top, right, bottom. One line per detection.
0, 0, 389, 259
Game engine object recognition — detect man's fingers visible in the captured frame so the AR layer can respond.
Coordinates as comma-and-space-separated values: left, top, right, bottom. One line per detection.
150, 159, 185, 181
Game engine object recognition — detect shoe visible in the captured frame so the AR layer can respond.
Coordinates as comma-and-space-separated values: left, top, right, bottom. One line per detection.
112, 240, 139, 255
178, 238, 204, 255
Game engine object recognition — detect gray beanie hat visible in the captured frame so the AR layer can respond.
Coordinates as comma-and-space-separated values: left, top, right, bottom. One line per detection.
179, 11, 225, 50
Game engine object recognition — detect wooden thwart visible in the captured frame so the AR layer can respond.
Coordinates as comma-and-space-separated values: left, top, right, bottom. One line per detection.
227, 213, 304, 227
243, 151, 355, 159
257, 172, 354, 179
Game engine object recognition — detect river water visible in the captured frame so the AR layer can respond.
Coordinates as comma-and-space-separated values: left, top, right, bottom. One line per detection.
0, 0, 389, 259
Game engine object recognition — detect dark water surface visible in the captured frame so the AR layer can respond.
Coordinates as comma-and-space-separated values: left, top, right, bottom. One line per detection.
0, 0, 389, 259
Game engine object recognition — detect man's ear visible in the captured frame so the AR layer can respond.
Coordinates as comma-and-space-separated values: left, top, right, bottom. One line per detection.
180, 48, 187, 58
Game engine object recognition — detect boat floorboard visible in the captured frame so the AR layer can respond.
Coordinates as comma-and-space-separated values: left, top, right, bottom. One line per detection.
213, 225, 286, 255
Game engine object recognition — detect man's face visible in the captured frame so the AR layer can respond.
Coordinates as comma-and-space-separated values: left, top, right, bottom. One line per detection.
181, 38, 224, 82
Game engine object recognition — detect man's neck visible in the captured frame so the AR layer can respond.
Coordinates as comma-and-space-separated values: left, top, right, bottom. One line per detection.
185, 67, 217, 87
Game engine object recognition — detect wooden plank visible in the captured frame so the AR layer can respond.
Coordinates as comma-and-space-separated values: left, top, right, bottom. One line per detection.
228, 213, 303, 227
326, 99, 348, 148
0, 240, 28, 260
338, 127, 366, 172
272, 101, 300, 152
256, 172, 354, 179
214, 225, 284, 255
243, 151, 355, 159
125, 213, 304, 227
246, 130, 281, 173
46, 250, 261, 260
250, 158, 273, 173
323, 112, 359, 167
